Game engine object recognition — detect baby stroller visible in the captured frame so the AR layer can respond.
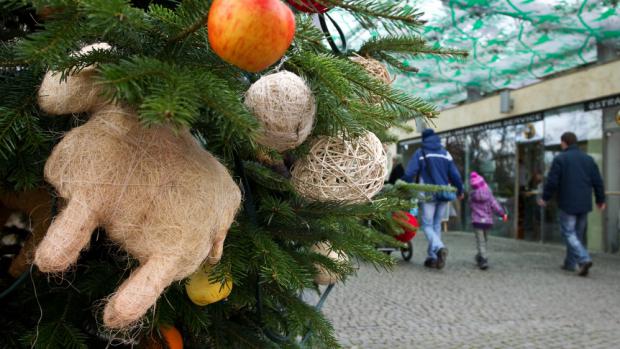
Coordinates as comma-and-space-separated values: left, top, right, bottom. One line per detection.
376, 210, 419, 262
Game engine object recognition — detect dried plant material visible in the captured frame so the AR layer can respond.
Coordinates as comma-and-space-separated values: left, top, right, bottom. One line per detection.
244, 71, 316, 152
350, 54, 392, 85
291, 132, 387, 203
34, 43, 241, 329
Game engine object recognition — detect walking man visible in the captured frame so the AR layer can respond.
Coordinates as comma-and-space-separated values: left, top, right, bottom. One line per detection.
538, 132, 606, 276
402, 129, 464, 269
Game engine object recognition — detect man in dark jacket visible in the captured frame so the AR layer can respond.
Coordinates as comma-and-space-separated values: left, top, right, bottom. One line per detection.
539, 132, 606, 277
402, 129, 464, 269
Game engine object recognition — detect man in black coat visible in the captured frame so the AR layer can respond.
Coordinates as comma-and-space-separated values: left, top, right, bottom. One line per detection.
539, 132, 606, 277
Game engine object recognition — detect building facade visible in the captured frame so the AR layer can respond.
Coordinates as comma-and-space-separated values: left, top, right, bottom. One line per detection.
395, 60, 620, 253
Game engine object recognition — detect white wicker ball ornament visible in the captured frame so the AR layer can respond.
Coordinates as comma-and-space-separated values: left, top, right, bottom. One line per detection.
244, 71, 316, 152
291, 132, 387, 203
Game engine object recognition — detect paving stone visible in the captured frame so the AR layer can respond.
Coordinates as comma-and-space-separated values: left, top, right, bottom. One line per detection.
322, 231, 620, 348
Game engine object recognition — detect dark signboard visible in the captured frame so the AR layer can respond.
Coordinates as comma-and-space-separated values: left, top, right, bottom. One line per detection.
399, 112, 543, 147
584, 94, 620, 111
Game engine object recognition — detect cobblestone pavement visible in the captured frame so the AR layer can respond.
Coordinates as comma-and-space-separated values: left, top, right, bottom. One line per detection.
320, 231, 620, 349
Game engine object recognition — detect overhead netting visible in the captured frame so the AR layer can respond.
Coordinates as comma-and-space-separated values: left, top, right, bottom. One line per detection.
331, 0, 620, 108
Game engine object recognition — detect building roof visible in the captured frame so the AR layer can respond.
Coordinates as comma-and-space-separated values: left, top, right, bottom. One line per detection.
332, 0, 620, 109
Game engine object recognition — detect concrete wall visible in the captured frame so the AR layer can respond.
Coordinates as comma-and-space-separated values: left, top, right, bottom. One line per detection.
394, 59, 620, 141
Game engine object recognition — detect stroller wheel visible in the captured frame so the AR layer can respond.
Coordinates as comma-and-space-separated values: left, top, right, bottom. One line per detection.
401, 240, 413, 261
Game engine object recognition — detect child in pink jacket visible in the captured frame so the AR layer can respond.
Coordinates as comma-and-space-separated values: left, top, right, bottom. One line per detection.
469, 172, 507, 270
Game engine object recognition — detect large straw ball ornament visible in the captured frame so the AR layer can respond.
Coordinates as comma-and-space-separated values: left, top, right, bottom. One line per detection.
245, 71, 316, 152
311, 242, 346, 285
349, 55, 391, 85
291, 132, 387, 203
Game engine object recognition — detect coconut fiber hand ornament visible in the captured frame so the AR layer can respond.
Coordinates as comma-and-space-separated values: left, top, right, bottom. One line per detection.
244, 71, 316, 152
34, 44, 241, 329
291, 132, 387, 203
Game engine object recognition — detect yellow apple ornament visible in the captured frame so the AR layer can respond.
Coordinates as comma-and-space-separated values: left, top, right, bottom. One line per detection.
185, 266, 233, 306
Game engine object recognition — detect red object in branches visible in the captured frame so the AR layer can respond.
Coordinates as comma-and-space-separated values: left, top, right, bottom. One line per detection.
393, 211, 419, 242
287, 0, 329, 13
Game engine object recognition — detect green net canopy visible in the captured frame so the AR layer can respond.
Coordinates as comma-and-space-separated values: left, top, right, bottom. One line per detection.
333, 0, 620, 109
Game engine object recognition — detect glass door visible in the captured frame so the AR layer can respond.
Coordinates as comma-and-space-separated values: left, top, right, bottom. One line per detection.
604, 129, 620, 253
516, 140, 544, 241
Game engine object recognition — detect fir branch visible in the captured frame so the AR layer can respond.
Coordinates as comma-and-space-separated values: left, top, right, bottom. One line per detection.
98, 57, 259, 135
0, 0, 25, 12
212, 318, 267, 349
243, 161, 295, 193
273, 291, 340, 348
377, 180, 456, 201
376, 53, 419, 73
0, 108, 23, 160
79, 0, 154, 49
166, 10, 209, 44
324, 0, 425, 33
156, 284, 212, 338
359, 35, 427, 56
158, 0, 212, 47
24, 321, 88, 349
252, 232, 313, 291
15, 2, 83, 68
0, 40, 27, 68
292, 15, 330, 54
297, 197, 411, 220
337, 55, 439, 118
359, 35, 469, 59
288, 51, 353, 102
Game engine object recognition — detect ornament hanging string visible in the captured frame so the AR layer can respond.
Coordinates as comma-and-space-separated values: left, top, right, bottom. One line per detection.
318, 13, 347, 55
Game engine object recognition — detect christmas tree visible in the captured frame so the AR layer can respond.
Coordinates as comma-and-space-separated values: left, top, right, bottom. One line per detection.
0, 1, 463, 347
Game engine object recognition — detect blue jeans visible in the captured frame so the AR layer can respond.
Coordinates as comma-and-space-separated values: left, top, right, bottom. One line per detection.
421, 201, 447, 260
559, 211, 591, 268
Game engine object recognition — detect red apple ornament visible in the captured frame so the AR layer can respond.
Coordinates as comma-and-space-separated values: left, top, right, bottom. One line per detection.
208, 0, 296, 73
287, 0, 329, 13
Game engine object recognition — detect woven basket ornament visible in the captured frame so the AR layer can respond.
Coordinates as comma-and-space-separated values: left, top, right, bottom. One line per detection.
244, 71, 316, 152
291, 132, 387, 203
349, 55, 392, 85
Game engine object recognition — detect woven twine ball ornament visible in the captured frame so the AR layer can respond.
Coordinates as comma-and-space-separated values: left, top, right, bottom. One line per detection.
349, 54, 392, 85
291, 132, 387, 203
311, 242, 346, 285
244, 71, 316, 152
34, 43, 241, 330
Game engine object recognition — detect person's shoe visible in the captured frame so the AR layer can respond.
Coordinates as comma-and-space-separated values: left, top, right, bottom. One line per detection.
436, 248, 448, 270
424, 258, 438, 268
477, 257, 489, 270
561, 265, 577, 272
475, 253, 482, 264
577, 261, 593, 277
